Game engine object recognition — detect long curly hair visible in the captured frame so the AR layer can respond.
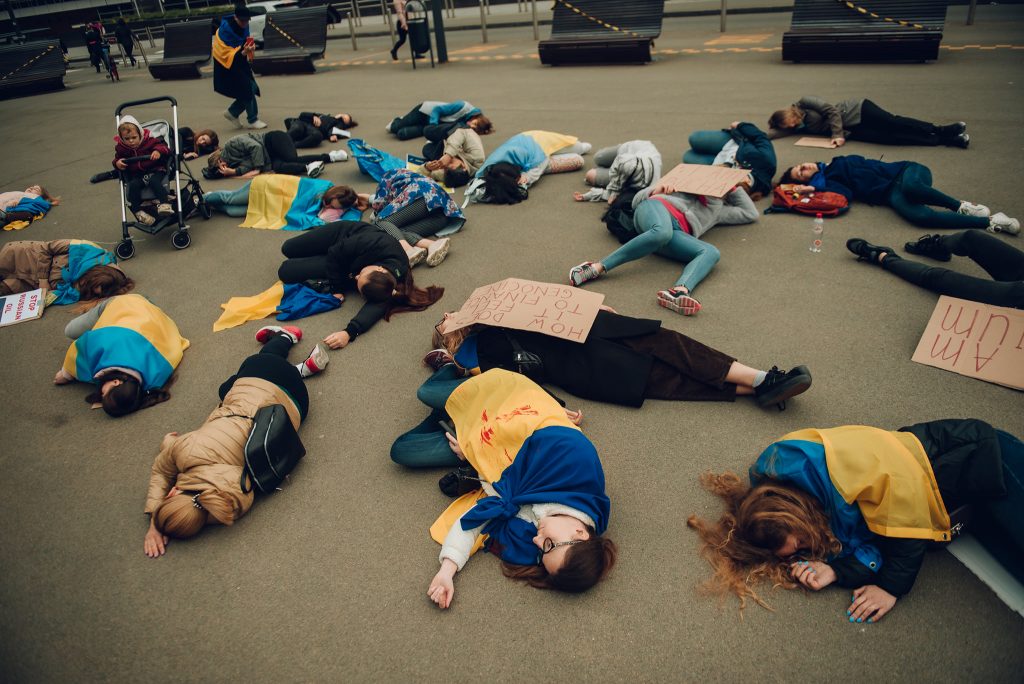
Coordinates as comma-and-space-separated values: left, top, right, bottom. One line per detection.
686, 472, 840, 610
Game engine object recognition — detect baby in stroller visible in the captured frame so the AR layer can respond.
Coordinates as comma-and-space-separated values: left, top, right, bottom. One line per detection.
113, 115, 173, 226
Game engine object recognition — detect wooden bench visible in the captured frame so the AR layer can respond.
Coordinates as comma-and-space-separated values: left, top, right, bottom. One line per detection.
783, 0, 947, 63
0, 40, 67, 99
148, 21, 212, 80
539, 0, 664, 66
252, 6, 328, 74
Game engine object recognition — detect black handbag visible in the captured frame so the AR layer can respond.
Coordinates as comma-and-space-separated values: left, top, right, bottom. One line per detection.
236, 404, 306, 494
503, 330, 545, 382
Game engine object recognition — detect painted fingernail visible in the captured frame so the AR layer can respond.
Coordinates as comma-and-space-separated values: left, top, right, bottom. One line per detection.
846, 610, 851, 616
867, 618, 873, 623
857, 618, 863, 623
849, 616, 855, 622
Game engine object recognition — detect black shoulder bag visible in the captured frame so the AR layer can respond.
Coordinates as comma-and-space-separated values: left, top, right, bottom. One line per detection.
226, 404, 306, 494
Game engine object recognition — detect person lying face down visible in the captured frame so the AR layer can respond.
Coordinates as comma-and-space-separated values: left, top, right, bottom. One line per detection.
687, 419, 1020, 623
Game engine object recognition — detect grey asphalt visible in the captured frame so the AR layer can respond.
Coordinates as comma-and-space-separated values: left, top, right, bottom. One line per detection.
2, 5, 1023, 682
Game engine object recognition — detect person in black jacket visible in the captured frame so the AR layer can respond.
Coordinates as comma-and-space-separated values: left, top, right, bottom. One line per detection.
683, 122, 776, 200
284, 111, 358, 149
687, 418, 1022, 622
114, 18, 136, 67
277, 221, 443, 349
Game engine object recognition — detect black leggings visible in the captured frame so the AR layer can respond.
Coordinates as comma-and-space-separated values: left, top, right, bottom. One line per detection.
263, 130, 329, 175
390, 106, 430, 141
883, 231, 1024, 308
391, 24, 408, 54
218, 333, 309, 419
849, 99, 960, 147
375, 198, 449, 244
277, 222, 349, 284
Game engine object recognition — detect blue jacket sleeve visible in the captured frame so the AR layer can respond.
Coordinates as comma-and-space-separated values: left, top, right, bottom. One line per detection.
429, 101, 465, 125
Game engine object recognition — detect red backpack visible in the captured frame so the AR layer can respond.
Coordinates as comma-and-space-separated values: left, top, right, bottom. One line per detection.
766, 184, 849, 217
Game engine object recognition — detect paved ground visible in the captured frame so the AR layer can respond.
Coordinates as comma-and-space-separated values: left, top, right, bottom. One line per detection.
2, 5, 1023, 682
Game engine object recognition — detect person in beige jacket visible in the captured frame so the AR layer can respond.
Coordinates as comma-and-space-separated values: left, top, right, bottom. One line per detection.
423, 127, 486, 188
143, 325, 330, 557
0, 239, 132, 304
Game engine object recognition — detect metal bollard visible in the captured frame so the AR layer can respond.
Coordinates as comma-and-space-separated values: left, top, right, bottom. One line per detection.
348, 12, 357, 50
967, 0, 977, 25
531, 0, 538, 40
720, 0, 727, 32
145, 26, 155, 48
479, 0, 488, 43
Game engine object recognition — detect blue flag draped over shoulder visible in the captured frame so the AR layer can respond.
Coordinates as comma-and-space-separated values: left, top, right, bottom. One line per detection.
459, 425, 610, 566
52, 240, 117, 305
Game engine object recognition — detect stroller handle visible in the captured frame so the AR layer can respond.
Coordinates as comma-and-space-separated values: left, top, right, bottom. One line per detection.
116, 96, 178, 116
120, 155, 165, 163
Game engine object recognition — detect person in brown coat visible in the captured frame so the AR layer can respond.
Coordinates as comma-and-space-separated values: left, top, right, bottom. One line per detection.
143, 326, 330, 557
0, 239, 132, 306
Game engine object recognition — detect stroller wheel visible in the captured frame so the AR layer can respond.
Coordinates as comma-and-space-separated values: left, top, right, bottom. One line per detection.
171, 230, 191, 250
115, 240, 135, 260
199, 201, 213, 220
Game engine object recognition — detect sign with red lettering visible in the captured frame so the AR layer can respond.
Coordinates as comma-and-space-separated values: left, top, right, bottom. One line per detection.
911, 296, 1024, 390
0, 288, 45, 328
441, 278, 605, 343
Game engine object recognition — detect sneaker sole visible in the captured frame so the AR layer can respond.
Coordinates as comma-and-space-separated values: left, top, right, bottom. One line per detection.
569, 265, 599, 287
426, 240, 450, 267
756, 366, 812, 407
657, 292, 702, 316
408, 248, 427, 267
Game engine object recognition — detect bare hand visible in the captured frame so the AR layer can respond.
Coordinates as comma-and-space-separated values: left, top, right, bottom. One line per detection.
564, 408, 583, 426
572, 191, 585, 202
427, 567, 456, 609
445, 432, 466, 460
312, 115, 322, 127
183, 152, 198, 160
150, 150, 161, 160
730, 121, 741, 129
652, 182, 677, 196
606, 192, 618, 205
518, 174, 528, 186
424, 159, 443, 171
329, 135, 338, 143
323, 330, 351, 349
115, 159, 127, 170
789, 560, 836, 591
849, 585, 897, 623
144, 520, 169, 558
218, 160, 234, 175
831, 137, 846, 148
598, 304, 618, 313
54, 369, 71, 384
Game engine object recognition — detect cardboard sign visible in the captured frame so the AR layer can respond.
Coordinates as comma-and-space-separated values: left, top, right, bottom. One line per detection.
442, 278, 605, 343
0, 288, 45, 327
795, 136, 837, 148
655, 163, 752, 198
911, 296, 1024, 390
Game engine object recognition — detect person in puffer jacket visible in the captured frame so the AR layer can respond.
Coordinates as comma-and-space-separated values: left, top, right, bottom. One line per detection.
113, 115, 172, 226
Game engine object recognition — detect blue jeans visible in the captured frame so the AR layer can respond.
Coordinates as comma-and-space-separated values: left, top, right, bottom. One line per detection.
227, 78, 259, 124
601, 199, 721, 292
683, 130, 731, 166
390, 365, 468, 468
887, 163, 989, 230
204, 182, 251, 217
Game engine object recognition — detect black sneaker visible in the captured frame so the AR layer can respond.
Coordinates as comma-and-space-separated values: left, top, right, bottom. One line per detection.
904, 234, 952, 262
846, 238, 897, 265
438, 465, 481, 498
755, 365, 812, 410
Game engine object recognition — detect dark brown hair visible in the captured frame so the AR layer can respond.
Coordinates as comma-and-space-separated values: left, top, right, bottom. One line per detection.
469, 114, 493, 135
687, 472, 840, 610
778, 166, 799, 185
339, 113, 358, 129
194, 129, 219, 155
322, 185, 357, 208
72, 265, 134, 312
35, 186, 60, 205
360, 269, 444, 317
85, 371, 173, 417
768, 105, 803, 131
502, 527, 617, 593
444, 167, 471, 188
481, 162, 528, 205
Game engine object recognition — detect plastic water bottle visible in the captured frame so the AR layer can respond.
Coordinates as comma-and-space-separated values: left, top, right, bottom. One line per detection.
809, 213, 824, 253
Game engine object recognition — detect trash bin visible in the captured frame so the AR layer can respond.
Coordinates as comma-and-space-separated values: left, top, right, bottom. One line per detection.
406, 0, 434, 69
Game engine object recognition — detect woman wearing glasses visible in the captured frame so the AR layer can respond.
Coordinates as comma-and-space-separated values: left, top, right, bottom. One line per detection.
425, 369, 617, 608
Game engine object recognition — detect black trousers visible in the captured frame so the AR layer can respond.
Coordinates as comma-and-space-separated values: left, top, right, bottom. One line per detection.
883, 230, 1024, 308
263, 130, 328, 175
218, 333, 309, 419
849, 99, 957, 147
391, 24, 408, 54
390, 106, 430, 141
278, 222, 348, 284
285, 119, 324, 149
125, 171, 168, 211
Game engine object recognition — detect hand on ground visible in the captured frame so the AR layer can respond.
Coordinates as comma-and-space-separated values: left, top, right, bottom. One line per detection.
144, 525, 169, 558
323, 330, 351, 349
428, 570, 455, 609
789, 560, 836, 590
848, 585, 896, 623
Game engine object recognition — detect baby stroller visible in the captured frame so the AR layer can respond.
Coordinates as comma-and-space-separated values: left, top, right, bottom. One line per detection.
114, 96, 212, 260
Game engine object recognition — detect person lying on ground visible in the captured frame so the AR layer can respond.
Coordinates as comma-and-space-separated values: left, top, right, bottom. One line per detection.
682, 122, 775, 200
0, 239, 132, 306
574, 140, 662, 205
206, 131, 348, 180
422, 124, 486, 189
367, 168, 463, 267
0, 184, 60, 223
464, 131, 591, 205
386, 100, 492, 141
284, 111, 357, 149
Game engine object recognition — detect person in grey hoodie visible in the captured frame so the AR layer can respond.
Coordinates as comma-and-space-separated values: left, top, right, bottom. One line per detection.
568, 180, 758, 316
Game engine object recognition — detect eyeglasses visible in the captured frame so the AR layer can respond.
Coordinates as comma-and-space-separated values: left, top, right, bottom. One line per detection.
541, 538, 582, 555
434, 315, 448, 336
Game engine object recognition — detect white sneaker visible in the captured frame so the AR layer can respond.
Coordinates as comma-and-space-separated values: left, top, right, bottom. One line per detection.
156, 203, 174, 217
243, 119, 268, 130
305, 161, 325, 178
407, 246, 427, 267
988, 212, 1021, 236
328, 149, 349, 163
426, 237, 450, 267
299, 342, 330, 377
223, 110, 242, 128
579, 142, 592, 155
958, 201, 990, 217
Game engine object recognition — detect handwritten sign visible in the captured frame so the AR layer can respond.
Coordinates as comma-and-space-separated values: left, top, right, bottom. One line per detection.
442, 278, 605, 343
795, 136, 837, 148
655, 163, 752, 198
911, 296, 1024, 390
0, 288, 45, 327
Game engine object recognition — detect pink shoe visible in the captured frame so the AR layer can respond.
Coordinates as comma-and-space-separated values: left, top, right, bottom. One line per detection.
656, 288, 702, 316
256, 325, 303, 344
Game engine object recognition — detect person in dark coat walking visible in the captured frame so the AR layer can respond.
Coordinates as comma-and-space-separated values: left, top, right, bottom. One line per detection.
213, 4, 266, 130
114, 18, 136, 67
277, 221, 444, 350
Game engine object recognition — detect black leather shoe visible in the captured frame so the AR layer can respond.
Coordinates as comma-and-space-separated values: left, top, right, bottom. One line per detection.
755, 365, 812, 410
846, 238, 897, 264
439, 465, 481, 497
904, 234, 952, 262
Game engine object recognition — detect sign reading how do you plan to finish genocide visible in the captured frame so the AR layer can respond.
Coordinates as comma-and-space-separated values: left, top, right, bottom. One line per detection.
912, 296, 1024, 390
442, 278, 605, 343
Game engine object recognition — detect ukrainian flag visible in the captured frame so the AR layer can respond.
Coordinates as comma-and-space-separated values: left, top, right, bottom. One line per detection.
52, 240, 118, 305
214, 281, 342, 332
62, 294, 189, 390
240, 174, 336, 231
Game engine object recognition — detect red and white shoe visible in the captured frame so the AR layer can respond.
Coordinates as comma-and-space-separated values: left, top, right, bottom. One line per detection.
256, 325, 302, 345
656, 287, 702, 316
300, 342, 330, 377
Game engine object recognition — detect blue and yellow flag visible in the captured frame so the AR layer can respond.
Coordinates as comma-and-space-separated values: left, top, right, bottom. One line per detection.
52, 240, 117, 305
213, 281, 342, 332
62, 294, 189, 390
240, 175, 336, 231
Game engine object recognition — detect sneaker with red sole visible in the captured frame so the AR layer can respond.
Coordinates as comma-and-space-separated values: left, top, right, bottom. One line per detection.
256, 325, 302, 345
301, 342, 330, 377
656, 288, 702, 316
